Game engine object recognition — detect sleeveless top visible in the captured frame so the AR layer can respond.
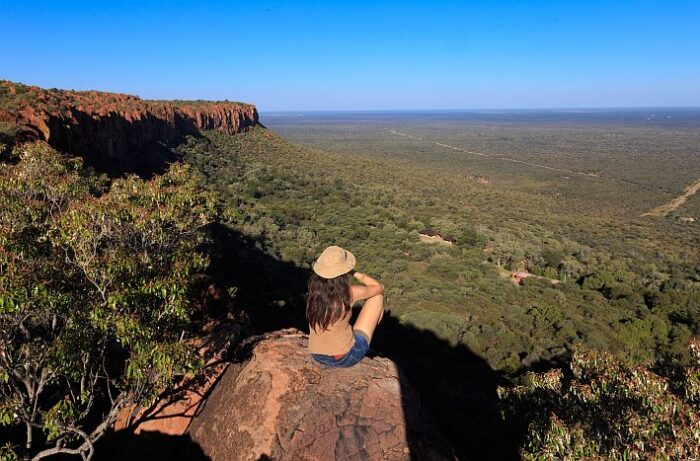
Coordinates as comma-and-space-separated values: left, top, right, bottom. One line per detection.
308, 308, 355, 355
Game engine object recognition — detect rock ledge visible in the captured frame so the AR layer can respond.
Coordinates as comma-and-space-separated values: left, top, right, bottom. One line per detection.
182, 329, 455, 461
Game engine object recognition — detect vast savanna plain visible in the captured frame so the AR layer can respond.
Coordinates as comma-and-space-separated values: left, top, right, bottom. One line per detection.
194, 109, 700, 371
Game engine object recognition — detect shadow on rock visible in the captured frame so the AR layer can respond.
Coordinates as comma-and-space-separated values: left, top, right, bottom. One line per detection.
96, 429, 211, 461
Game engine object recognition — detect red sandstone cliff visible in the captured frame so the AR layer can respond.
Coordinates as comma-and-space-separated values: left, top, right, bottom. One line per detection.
0, 80, 258, 174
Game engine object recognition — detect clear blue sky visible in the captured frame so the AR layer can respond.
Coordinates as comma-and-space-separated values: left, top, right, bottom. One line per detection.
2, 1, 699, 110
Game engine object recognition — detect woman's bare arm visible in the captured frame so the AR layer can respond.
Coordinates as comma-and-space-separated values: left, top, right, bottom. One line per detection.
350, 271, 384, 304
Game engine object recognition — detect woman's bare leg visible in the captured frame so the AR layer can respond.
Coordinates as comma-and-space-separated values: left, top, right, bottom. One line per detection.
353, 294, 384, 341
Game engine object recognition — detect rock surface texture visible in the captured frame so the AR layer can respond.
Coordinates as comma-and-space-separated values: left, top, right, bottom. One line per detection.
0, 80, 258, 174
182, 329, 456, 461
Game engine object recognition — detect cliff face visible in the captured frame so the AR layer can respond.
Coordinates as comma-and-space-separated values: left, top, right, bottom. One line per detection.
0, 80, 258, 175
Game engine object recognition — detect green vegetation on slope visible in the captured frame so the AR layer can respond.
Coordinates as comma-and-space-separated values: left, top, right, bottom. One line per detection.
175, 124, 700, 458
178, 127, 699, 371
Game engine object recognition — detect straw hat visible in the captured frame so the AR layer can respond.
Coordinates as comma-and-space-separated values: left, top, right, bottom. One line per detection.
312, 245, 356, 279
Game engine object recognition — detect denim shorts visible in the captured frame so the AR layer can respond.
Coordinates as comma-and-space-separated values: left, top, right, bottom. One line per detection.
311, 330, 370, 368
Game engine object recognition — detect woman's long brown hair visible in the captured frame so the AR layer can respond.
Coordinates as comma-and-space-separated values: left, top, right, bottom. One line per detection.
306, 273, 351, 332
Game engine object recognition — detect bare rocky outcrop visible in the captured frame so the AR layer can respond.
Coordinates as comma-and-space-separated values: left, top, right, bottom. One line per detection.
0, 80, 258, 174
181, 329, 456, 461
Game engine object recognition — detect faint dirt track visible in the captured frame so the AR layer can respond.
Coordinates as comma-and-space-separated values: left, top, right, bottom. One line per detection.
642, 178, 700, 217
386, 129, 601, 178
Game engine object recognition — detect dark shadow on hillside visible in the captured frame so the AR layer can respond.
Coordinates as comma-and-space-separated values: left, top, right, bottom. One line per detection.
205, 222, 523, 460
207, 222, 310, 333
372, 316, 519, 460
44, 110, 204, 178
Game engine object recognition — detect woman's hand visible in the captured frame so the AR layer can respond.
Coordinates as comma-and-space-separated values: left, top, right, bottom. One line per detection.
350, 271, 384, 304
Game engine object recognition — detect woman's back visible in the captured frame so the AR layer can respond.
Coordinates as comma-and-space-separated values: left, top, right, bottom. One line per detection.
308, 308, 354, 356
306, 246, 385, 368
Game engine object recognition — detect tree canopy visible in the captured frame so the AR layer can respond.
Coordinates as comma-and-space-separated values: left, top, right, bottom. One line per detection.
0, 142, 215, 460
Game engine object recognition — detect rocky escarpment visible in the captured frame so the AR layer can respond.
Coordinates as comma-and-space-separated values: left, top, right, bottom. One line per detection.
179, 330, 456, 461
0, 80, 258, 174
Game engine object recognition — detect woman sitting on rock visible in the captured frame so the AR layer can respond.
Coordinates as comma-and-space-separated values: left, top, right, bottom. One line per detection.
307, 245, 385, 367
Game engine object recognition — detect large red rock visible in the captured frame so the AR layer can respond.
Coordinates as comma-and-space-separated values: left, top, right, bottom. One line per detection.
182, 329, 456, 461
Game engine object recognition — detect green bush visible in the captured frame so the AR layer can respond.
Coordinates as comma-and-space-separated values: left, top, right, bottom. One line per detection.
0, 143, 216, 460
500, 341, 700, 460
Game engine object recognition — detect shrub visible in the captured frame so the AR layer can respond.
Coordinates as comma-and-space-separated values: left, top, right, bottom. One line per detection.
500, 341, 700, 460
0, 143, 216, 460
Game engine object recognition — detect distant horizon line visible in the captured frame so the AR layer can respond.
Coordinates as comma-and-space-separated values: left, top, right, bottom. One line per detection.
260, 106, 700, 113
